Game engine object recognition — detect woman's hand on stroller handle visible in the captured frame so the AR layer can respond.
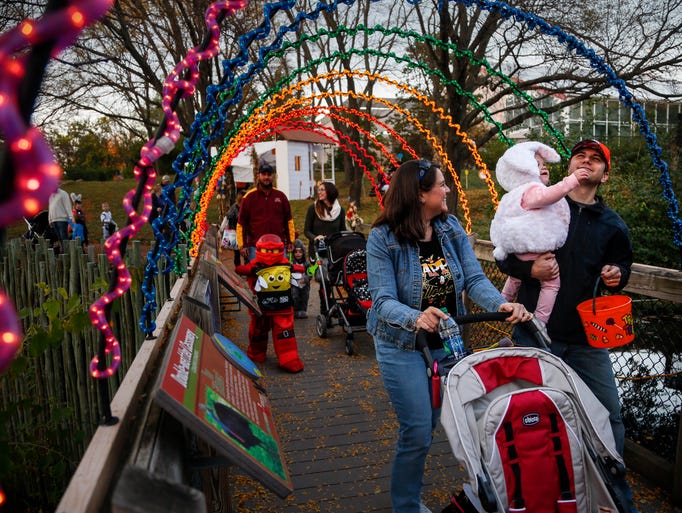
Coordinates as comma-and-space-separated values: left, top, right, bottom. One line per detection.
498, 302, 532, 324
415, 306, 449, 333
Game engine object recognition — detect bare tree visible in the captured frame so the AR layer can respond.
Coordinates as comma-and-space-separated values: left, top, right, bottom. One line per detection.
401, 0, 681, 208
275, 1, 411, 203
26, 0, 264, 140
9, 0, 681, 201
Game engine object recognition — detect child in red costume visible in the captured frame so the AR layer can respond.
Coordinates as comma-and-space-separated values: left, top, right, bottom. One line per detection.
235, 234, 304, 373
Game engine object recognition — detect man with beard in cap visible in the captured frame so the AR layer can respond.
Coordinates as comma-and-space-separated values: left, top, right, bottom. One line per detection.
237, 162, 295, 263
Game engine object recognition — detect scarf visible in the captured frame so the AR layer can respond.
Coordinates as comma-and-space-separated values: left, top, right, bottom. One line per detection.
318, 199, 342, 221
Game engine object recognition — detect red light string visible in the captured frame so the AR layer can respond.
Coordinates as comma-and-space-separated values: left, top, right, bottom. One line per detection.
87, 0, 248, 383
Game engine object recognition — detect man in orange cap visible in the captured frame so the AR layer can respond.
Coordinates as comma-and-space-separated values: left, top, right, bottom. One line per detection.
498, 138, 636, 512
235, 234, 304, 373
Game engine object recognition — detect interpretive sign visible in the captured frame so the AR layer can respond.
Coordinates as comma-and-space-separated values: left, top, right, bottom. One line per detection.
210, 254, 261, 316
154, 314, 292, 497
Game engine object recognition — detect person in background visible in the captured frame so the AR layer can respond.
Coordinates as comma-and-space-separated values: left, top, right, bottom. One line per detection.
237, 163, 295, 263
150, 183, 165, 223
497, 139, 637, 513
290, 239, 311, 319
303, 181, 347, 315
221, 190, 245, 266
48, 187, 72, 251
345, 201, 364, 232
71, 193, 89, 249
161, 174, 176, 207
100, 202, 118, 241
366, 159, 531, 513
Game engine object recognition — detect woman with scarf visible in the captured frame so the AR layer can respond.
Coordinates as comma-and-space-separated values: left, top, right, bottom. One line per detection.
304, 181, 347, 315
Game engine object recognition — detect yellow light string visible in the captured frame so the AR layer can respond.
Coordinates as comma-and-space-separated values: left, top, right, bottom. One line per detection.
249, 85, 473, 230
260, 69, 498, 209
195, 71, 488, 249
191, 111, 390, 253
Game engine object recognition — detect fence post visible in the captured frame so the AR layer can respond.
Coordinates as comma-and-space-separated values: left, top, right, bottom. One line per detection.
675, 410, 682, 506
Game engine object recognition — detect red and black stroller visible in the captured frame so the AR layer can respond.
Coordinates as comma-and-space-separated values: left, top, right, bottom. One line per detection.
434, 314, 627, 513
314, 231, 371, 355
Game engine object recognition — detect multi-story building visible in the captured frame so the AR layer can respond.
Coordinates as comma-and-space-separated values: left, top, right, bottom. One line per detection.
507, 94, 682, 139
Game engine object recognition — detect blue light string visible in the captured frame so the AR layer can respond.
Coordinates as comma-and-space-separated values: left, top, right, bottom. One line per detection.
139, 0, 302, 334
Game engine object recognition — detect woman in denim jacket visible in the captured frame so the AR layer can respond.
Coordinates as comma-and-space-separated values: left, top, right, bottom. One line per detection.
366, 159, 530, 513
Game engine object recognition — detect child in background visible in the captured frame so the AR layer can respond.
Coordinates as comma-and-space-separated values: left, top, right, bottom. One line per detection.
100, 202, 118, 241
70, 193, 89, 249
290, 239, 311, 319
490, 141, 590, 340
68, 218, 84, 244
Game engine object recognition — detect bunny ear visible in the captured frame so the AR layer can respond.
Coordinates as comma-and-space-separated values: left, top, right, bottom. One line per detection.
534, 143, 561, 163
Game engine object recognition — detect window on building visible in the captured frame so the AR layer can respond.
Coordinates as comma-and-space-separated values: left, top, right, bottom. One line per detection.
294, 155, 301, 171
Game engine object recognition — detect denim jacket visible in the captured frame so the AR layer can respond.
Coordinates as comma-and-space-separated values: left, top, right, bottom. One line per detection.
366, 215, 505, 350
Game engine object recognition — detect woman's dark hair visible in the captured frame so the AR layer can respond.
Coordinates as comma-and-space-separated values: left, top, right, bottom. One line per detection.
315, 181, 339, 218
372, 159, 445, 242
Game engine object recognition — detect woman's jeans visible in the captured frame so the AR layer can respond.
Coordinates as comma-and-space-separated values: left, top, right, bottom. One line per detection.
375, 337, 445, 513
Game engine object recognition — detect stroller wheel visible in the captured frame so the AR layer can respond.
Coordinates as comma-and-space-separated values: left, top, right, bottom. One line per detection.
345, 334, 354, 355
316, 314, 328, 338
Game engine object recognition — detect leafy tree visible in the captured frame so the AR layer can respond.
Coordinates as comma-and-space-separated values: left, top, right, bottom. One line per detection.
47, 118, 140, 180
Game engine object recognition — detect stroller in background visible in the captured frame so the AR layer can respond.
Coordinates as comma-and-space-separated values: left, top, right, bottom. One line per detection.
23, 210, 57, 245
439, 335, 627, 513
314, 231, 371, 355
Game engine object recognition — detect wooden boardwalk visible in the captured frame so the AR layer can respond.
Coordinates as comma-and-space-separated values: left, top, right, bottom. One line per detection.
219, 255, 677, 513
221, 279, 463, 513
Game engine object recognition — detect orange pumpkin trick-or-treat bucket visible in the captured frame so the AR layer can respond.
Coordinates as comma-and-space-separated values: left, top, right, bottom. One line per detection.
577, 284, 634, 348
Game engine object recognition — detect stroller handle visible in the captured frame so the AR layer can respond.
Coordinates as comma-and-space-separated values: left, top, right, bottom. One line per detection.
451, 311, 509, 325
419, 311, 549, 354
452, 311, 549, 349
313, 236, 327, 258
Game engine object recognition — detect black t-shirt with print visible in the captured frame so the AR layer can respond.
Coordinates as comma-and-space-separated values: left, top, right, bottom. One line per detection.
418, 237, 457, 349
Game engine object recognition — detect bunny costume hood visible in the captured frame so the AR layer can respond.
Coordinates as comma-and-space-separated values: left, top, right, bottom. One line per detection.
495, 141, 560, 192
490, 142, 572, 261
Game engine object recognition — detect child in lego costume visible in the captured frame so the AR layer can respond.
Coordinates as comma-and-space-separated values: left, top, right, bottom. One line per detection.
235, 234, 304, 373
490, 141, 590, 335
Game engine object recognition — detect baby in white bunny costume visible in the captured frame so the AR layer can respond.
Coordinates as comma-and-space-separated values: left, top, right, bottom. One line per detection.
490, 141, 590, 331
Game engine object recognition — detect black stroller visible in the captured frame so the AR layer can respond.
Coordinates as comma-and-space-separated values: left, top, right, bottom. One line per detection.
23, 210, 57, 245
314, 231, 371, 355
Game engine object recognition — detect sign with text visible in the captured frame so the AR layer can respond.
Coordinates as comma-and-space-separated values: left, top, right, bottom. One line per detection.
155, 314, 291, 497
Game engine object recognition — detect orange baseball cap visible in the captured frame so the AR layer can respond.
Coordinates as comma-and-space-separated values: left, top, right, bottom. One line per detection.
571, 139, 611, 170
